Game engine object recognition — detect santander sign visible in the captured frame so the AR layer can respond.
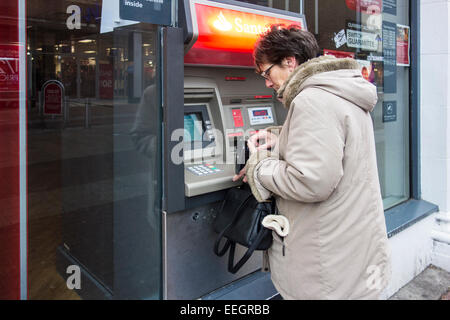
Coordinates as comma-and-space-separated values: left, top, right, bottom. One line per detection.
212, 11, 272, 35
213, 12, 233, 31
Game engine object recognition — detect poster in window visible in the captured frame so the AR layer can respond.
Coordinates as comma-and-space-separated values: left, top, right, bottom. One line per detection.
396, 24, 410, 66
356, 60, 373, 83
333, 29, 347, 49
368, 59, 384, 91
382, 21, 397, 94
345, 1, 383, 38
383, 0, 397, 16
346, 21, 382, 53
383, 101, 397, 123
356, 59, 383, 90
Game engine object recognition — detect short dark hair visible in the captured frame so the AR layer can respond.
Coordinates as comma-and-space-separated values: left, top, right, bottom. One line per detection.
254, 25, 320, 73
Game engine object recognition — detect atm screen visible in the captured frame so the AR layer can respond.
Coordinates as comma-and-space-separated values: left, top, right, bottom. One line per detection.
184, 112, 204, 142
248, 106, 274, 126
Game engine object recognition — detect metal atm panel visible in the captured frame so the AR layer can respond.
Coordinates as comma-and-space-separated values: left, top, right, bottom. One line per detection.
164, 205, 264, 300
182, 77, 242, 197
165, 73, 280, 299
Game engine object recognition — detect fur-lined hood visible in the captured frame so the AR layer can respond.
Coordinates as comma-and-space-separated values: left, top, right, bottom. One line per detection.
277, 55, 378, 112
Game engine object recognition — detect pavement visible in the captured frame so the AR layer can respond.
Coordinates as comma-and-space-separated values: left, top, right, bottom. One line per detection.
389, 265, 450, 300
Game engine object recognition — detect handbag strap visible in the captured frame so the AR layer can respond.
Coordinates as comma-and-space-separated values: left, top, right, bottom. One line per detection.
227, 227, 271, 274
213, 193, 254, 257
213, 237, 231, 257
227, 199, 275, 273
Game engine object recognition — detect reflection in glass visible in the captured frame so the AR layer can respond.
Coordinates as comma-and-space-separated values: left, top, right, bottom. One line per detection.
304, 0, 410, 210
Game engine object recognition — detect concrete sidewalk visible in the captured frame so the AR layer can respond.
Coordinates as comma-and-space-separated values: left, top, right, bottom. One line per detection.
389, 265, 450, 300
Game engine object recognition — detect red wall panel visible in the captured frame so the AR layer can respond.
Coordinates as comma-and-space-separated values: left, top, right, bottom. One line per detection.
0, 0, 21, 300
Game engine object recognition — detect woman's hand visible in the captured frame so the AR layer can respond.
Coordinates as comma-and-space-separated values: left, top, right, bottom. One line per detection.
248, 130, 278, 152
232, 130, 277, 183
232, 139, 258, 182
232, 166, 248, 183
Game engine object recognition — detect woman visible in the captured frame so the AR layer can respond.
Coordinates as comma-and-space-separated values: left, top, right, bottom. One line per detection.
233, 26, 391, 300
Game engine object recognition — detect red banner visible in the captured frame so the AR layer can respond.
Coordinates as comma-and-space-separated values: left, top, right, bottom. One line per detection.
323, 49, 356, 59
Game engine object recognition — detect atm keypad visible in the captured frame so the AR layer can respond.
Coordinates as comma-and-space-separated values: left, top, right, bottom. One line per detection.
187, 164, 222, 176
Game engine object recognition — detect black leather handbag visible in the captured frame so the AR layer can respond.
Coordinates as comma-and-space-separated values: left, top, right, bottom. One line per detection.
213, 185, 274, 274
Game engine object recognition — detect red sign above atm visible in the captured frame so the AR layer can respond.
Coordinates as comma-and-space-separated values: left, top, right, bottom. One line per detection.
184, 0, 306, 67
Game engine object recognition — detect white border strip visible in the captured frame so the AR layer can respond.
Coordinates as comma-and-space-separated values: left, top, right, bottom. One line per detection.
162, 211, 167, 300
18, 0, 27, 300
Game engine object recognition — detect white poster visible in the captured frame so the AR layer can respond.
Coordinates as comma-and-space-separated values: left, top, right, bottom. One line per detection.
100, 0, 138, 34
334, 29, 347, 49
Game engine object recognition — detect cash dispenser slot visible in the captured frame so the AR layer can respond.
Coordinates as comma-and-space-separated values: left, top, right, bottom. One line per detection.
184, 88, 215, 100
243, 98, 273, 103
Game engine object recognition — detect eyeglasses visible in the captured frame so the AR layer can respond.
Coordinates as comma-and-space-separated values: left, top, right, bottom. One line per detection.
259, 64, 276, 80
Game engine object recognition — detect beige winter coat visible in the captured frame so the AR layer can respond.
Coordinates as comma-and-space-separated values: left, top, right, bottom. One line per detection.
246, 56, 391, 300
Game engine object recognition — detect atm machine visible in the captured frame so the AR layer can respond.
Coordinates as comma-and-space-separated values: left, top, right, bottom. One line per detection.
162, 0, 307, 299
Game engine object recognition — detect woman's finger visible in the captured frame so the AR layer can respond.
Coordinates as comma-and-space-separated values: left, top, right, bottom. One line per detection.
247, 140, 257, 154
249, 130, 267, 146
257, 143, 273, 150
232, 167, 246, 181
232, 174, 242, 182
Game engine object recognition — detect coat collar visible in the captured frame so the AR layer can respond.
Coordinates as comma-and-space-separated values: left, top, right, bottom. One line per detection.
277, 55, 360, 108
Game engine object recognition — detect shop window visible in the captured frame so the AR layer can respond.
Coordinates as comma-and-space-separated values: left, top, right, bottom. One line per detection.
304, 0, 411, 210
234, 0, 411, 210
